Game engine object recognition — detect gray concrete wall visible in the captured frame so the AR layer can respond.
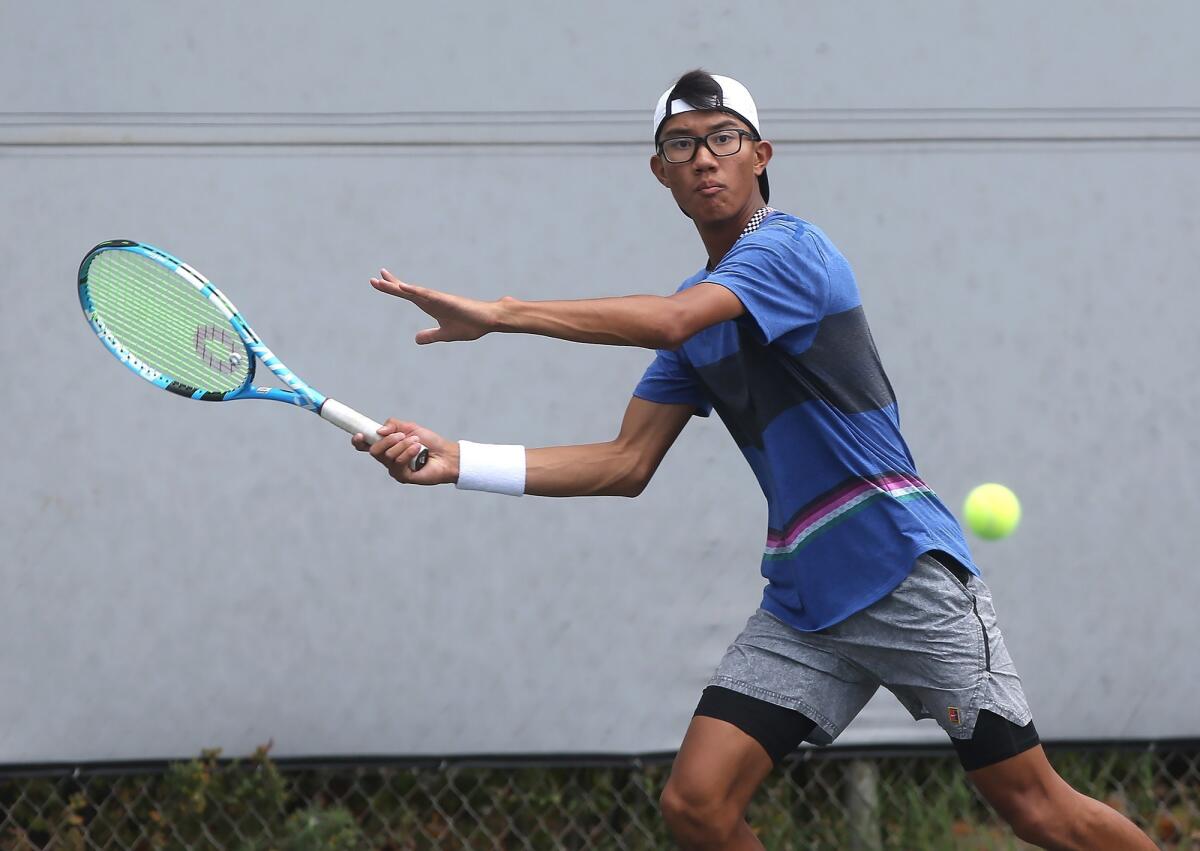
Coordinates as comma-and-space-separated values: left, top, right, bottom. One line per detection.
1, 1, 1197, 762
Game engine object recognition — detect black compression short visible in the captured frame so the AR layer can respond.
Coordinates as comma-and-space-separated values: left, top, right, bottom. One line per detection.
695, 686, 1040, 771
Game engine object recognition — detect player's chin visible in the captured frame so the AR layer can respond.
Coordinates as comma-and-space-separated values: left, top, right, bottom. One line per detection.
681, 192, 741, 224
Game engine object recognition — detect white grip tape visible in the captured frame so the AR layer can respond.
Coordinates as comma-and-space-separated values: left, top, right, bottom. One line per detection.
320, 398, 385, 443
455, 441, 525, 496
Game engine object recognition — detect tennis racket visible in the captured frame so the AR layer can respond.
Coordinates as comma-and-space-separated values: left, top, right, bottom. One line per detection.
78, 239, 428, 470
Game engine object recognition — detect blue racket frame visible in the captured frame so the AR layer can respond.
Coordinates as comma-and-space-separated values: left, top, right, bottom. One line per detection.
78, 240, 327, 411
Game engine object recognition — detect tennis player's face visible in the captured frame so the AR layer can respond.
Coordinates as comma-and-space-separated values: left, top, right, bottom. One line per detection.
650, 112, 770, 224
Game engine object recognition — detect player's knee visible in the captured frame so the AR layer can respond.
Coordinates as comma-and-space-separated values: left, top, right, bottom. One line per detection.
659, 777, 742, 845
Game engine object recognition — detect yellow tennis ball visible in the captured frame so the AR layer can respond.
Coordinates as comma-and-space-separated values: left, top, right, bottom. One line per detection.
963, 483, 1021, 540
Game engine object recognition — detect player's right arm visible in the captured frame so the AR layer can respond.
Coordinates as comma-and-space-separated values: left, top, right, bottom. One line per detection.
351, 397, 695, 497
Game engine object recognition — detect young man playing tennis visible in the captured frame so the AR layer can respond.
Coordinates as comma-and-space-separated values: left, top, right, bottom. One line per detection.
352, 71, 1154, 850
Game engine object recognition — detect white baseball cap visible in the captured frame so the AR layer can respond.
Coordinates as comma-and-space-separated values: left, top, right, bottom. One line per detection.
652, 73, 768, 202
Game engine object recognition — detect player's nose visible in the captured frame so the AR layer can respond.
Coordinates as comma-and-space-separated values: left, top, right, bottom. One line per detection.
691, 145, 718, 169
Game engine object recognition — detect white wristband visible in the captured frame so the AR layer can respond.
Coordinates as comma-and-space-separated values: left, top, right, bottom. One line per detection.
455, 441, 526, 496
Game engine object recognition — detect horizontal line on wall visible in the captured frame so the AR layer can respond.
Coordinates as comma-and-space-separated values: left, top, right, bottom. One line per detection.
4, 138, 1199, 151
2, 108, 1199, 147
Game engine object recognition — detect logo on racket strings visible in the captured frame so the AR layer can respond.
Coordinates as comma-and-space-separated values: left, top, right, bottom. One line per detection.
195, 325, 243, 374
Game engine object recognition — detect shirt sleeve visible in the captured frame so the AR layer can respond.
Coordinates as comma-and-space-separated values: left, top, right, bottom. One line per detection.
632, 348, 712, 416
703, 229, 831, 345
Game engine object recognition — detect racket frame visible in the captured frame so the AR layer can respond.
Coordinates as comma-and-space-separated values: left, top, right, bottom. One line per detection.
79, 240, 428, 469
79, 240, 327, 410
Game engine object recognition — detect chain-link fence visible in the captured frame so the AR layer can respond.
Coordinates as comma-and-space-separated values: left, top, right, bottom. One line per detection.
2, 742, 1197, 850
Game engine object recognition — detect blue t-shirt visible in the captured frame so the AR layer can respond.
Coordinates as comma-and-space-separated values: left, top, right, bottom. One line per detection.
634, 211, 976, 631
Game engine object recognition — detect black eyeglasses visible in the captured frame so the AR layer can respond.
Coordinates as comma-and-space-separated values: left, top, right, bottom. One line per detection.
656, 128, 755, 164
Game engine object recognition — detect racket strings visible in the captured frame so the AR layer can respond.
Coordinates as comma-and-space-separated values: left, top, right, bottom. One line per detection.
99, 269, 214, 369
92, 254, 237, 389
87, 251, 251, 393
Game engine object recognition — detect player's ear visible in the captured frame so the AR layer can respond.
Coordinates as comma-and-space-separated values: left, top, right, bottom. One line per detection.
649, 154, 670, 187
753, 140, 773, 175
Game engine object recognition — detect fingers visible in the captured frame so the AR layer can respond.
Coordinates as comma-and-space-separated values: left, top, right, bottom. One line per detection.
369, 267, 407, 296
414, 326, 448, 345
383, 433, 425, 465
370, 269, 429, 301
364, 430, 426, 482
382, 418, 417, 434
369, 276, 406, 298
351, 418, 411, 450
388, 440, 428, 482
353, 416, 443, 486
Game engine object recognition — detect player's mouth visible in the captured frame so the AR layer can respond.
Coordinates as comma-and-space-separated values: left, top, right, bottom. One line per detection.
696, 182, 725, 197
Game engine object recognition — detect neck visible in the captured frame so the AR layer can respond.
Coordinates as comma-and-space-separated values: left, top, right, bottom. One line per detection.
697, 195, 767, 268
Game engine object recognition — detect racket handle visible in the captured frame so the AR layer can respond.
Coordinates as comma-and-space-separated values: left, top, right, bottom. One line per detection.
320, 399, 429, 471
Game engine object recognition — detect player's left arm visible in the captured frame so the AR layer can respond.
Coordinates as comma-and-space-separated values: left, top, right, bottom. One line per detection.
369, 269, 743, 350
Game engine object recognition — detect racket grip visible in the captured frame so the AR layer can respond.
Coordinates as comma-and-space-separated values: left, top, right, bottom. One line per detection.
320, 399, 429, 471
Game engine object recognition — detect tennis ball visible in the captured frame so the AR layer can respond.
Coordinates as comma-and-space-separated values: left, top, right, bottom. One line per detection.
963, 483, 1021, 540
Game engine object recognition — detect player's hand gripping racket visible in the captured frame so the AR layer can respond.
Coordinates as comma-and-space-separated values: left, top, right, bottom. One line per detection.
78, 240, 428, 470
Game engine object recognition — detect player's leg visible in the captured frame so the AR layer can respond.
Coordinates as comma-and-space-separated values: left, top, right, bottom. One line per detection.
659, 708, 778, 850
962, 733, 1157, 850
884, 552, 1154, 849
662, 610, 877, 849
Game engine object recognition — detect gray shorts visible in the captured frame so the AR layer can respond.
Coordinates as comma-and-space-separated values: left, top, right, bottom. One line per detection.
709, 553, 1032, 744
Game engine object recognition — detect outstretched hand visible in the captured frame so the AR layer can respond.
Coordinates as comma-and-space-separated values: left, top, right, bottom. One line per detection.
351, 419, 459, 486
370, 269, 501, 344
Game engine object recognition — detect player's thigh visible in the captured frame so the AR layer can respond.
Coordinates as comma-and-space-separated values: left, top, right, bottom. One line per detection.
665, 713, 777, 815
666, 686, 818, 811
966, 742, 1074, 827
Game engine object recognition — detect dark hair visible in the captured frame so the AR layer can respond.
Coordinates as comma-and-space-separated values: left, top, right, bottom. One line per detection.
656, 69, 761, 144
666, 69, 725, 115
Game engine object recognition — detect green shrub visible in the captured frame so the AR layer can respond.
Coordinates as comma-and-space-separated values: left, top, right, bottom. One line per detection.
272, 806, 366, 851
